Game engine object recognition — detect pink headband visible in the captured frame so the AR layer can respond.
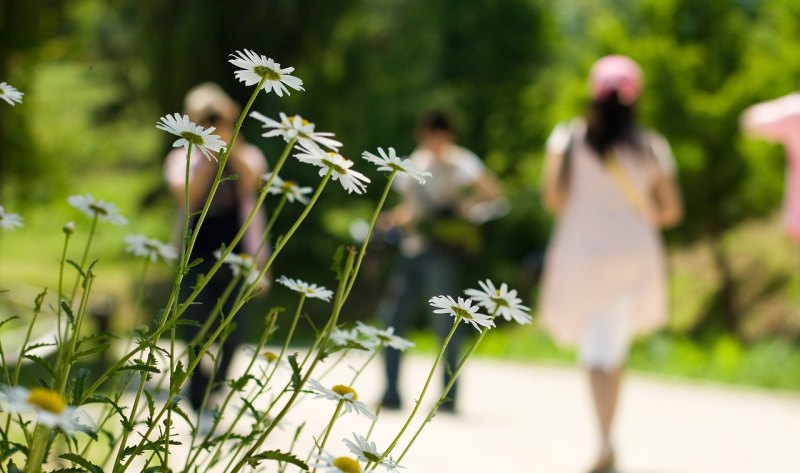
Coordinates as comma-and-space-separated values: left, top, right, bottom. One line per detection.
589, 55, 643, 104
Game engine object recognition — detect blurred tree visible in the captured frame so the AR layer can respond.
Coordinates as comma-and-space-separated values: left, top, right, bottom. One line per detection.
0, 0, 67, 201
538, 0, 800, 337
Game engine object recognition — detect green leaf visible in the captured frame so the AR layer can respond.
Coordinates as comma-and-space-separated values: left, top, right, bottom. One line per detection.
288, 354, 301, 392
61, 301, 75, 326
0, 315, 20, 330
70, 368, 91, 404
246, 450, 309, 470
6, 460, 21, 473
186, 257, 205, 270
331, 245, 345, 278
72, 343, 111, 361
59, 453, 104, 473
228, 374, 254, 392
65, 259, 86, 280
24, 354, 56, 379
86, 395, 128, 424
171, 361, 186, 393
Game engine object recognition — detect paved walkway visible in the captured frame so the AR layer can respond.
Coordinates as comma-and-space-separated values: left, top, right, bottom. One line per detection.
204, 350, 800, 473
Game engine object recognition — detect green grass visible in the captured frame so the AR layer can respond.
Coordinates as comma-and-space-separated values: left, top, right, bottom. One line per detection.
410, 325, 800, 391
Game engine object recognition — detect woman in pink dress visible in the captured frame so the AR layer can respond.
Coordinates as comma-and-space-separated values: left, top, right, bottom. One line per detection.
740, 93, 800, 241
539, 55, 683, 473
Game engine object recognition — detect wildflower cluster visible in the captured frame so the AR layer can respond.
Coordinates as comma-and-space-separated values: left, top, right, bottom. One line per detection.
0, 49, 531, 473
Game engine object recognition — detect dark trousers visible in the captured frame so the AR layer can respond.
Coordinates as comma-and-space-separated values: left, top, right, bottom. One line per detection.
378, 248, 464, 403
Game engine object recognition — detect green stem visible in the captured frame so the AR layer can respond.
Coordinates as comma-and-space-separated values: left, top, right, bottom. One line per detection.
23, 425, 50, 473
69, 214, 98, 304
226, 249, 356, 473
183, 311, 277, 473
58, 271, 95, 395
111, 371, 148, 472
375, 316, 463, 466
56, 231, 71, 345
255, 192, 288, 258
311, 401, 344, 473
396, 310, 499, 463
343, 171, 396, 300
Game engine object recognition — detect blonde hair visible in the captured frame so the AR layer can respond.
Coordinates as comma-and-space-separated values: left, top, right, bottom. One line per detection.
183, 82, 241, 125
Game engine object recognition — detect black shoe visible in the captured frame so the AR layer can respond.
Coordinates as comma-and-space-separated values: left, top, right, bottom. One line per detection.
380, 391, 402, 410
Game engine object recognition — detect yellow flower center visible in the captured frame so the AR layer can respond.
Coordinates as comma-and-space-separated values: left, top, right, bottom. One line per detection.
262, 351, 278, 362
27, 388, 66, 414
289, 115, 311, 127
332, 456, 361, 473
331, 384, 358, 401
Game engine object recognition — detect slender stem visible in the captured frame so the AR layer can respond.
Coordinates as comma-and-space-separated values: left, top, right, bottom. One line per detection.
58, 272, 95, 395
69, 214, 98, 304
343, 171, 396, 300
311, 401, 344, 473
271, 294, 305, 374
375, 316, 463, 466
111, 371, 148, 471
182, 76, 266, 264
226, 249, 356, 473
222, 170, 331, 324
174, 137, 296, 322
254, 192, 288, 258
23, 425, 50, 473
349, 346, 381, 386
77, 92, 287, 405
182, 311, 277, 473
13, 290, 46, 385
56, 231, 71, 345
396, 310, 499, 463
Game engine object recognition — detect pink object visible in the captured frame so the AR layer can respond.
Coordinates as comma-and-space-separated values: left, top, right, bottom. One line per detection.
741, 93, 800, 241
540, 120, 674, 345
589, 55, 643, 104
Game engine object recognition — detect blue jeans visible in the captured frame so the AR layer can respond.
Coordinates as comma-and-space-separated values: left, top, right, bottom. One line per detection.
378, 248, 464, 403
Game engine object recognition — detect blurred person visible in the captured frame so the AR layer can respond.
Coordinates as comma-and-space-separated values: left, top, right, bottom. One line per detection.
539, 55, 682, 472
164, 82, 268, 413
740, 93, 800, 241
376, 110, 503, 413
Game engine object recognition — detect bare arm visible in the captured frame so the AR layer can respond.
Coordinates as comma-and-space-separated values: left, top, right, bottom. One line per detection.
650, 174, 683, 228
542, 150, 567, 215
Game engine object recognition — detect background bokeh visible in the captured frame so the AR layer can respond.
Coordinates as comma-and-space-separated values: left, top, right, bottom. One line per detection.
2, 0, 800, 389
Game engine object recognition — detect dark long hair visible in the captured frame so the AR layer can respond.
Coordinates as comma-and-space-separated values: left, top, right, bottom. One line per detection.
585, 91, 642, 159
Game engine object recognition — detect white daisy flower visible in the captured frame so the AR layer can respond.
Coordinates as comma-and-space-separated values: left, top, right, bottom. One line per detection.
67, 194, 128, 225
295, 143, 370, 195
343, 433, 380, 463
251, 111, 341, 151
229, 49, 304, 97
213, 250, 265, 286
428, 295, 495, 333
312, 452, 363, 473
0, 206, 23, 230
124, 234, 178, 263
0, 386, 89, 434
276, 275, 333, 302
305, 379, 376, 420
156, 113, 226, 161
355, 322, 414, 351
330, 327, 362, 347
263, 172, 313, 204
465, 279, 532, 325
362, 147, 431, 185
0, 82, 23, 106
